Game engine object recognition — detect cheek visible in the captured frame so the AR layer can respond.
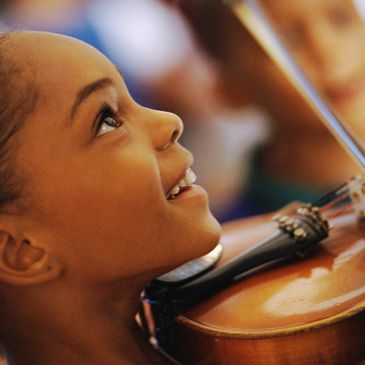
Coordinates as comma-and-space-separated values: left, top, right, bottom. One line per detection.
30, 156, 170, 280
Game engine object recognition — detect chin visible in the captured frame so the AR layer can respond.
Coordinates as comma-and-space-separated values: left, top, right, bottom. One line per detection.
190, 211, 222, 258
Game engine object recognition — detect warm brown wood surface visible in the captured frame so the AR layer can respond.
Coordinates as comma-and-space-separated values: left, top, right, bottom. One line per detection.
160, 214, 365, 364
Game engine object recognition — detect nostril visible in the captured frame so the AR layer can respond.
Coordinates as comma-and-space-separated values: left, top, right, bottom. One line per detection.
159, 129, 179, 150
171, 129, 180, 144
160, 122, 182, 150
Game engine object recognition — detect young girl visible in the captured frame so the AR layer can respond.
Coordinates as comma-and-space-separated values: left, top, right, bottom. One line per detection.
0, 31, 221, 365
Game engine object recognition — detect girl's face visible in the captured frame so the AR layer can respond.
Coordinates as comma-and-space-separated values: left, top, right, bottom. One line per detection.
260, 0, 365, 136
13, 32, 221, 285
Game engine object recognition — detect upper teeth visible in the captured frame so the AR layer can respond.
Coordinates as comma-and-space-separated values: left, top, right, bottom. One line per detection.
168, 169, 197, 197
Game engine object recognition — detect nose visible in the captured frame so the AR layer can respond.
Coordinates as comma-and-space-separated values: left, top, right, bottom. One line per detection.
146, 109, 183, 151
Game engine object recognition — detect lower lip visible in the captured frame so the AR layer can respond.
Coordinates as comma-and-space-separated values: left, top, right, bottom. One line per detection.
169, 185, 209, 202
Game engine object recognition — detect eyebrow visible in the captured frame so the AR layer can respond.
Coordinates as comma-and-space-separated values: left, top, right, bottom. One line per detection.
70, 77, 114, 120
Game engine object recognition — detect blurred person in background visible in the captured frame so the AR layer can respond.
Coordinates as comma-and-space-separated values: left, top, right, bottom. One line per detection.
178, 0, 365, 218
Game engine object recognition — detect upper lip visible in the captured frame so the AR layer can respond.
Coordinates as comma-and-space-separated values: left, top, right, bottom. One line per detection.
164, 152, 194, 196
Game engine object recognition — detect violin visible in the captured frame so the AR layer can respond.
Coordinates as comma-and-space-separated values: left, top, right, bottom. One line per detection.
139, 1, 365, 364
140, 178, 365, 364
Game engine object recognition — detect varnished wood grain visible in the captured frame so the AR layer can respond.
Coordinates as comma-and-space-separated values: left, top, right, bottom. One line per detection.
158, 214, 365, 364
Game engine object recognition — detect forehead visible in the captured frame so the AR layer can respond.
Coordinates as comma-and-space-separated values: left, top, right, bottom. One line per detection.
10, 32, 118, 105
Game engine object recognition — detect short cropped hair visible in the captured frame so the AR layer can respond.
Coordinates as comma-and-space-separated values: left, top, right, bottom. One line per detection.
0, 32, 39, 212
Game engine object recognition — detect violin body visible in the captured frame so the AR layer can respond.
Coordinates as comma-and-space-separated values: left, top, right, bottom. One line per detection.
143, 214, 365, 364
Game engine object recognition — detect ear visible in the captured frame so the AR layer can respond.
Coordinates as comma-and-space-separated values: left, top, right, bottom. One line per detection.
0, 231, 63, 286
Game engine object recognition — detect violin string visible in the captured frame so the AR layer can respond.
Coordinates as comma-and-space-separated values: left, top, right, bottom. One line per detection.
317, 192, 350, 210
324, 202, 354, 219
312, 184, 348, 208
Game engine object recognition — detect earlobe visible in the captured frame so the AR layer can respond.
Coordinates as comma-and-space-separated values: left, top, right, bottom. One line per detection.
0, 231, 63, 286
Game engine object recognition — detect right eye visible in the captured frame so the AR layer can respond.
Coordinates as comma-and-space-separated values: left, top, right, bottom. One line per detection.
95, 106, 123, 137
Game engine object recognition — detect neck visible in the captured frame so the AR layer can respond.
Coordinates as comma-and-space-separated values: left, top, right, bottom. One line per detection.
3, 277, 170, 365
262, 128, 361, 188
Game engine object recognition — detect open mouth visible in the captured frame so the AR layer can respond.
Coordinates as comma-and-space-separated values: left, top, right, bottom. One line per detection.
166, 168, 197, 200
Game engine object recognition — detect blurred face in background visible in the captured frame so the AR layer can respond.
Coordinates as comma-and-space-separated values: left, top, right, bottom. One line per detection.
260, 0, 365, 137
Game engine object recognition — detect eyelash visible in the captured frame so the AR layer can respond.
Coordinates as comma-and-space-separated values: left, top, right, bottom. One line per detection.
95, 105, 123, 136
